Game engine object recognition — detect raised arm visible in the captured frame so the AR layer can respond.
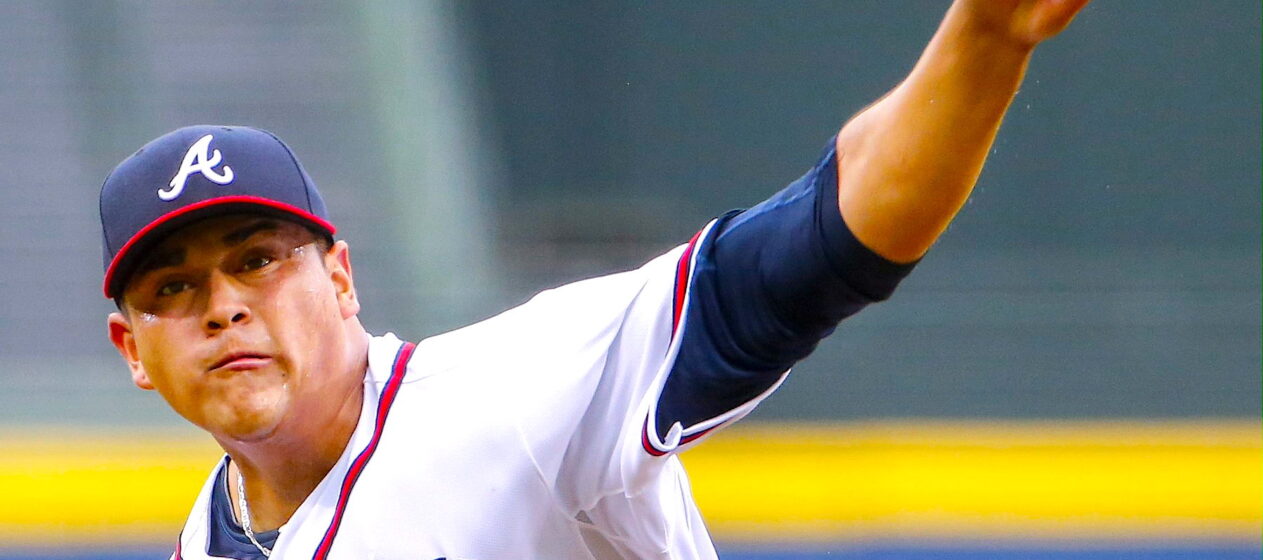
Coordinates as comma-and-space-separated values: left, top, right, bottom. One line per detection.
643, 0, 1093, 454
837, 0, 1091, 263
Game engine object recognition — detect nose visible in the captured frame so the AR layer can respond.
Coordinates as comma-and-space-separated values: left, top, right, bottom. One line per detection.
202, 270, 251, 334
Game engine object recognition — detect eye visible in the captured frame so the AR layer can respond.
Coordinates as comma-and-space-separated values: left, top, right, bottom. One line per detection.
242, 255, 275, 271
157, 280, 192, 297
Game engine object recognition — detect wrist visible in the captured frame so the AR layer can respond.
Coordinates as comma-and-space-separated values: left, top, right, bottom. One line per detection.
946, 1, 1044, 55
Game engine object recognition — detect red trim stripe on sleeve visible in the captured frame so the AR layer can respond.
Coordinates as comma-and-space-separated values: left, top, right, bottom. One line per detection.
312, 341, 417, 560
646, 228, 708, 456
671, 229, 704, 335
171, 531, 183, 560
641, 416, 668, 457
641, 415, 721, 457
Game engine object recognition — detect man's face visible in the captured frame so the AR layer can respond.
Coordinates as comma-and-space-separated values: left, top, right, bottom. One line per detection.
107, 214, 359, 442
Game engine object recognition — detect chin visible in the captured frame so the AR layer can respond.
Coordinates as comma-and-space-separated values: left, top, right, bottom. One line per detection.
212, 392, 290, 442
224, 421, 283, 443
211, 410, 283, 442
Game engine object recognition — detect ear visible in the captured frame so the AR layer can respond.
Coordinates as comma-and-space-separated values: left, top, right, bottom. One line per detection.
326, 240, 360, 320
108, 311, 154, 391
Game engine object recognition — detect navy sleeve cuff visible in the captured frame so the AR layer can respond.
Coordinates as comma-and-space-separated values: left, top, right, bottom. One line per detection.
815, 141, 918, 302
653, 137, 918, 440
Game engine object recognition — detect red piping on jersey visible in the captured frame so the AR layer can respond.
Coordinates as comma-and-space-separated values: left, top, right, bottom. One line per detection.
312, 341, 416, 560
671, 229, 704, 335
102, 195, 337, 298
641, 415, 720, 457
646, 228, 707, 456
642, 416, 668, 457
171, 531, 183, 560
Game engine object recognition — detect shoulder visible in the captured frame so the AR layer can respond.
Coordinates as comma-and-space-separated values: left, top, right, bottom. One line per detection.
409, 245, 689, 367
526, 245, 686, 313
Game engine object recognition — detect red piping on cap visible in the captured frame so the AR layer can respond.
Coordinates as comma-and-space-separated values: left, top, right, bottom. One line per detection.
102, 195, 336, 298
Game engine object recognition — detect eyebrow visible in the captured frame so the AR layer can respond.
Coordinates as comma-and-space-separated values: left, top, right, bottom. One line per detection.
222, 220, 279, 246
132, 220, 281, 279
134, 247, 186, 276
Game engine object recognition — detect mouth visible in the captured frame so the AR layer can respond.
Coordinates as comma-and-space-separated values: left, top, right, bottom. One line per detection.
209, 351, 273, 372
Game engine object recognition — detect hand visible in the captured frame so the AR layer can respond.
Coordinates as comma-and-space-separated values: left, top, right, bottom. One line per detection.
957, 0, 1092, 48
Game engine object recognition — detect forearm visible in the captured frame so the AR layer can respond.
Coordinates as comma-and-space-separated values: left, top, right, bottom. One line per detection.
836, 2, 1038, 263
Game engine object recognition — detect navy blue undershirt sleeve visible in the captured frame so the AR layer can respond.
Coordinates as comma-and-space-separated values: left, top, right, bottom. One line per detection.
655, 137, 917, 438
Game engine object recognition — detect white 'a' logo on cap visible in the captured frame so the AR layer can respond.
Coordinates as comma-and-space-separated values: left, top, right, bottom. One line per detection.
159, 134, 235, 201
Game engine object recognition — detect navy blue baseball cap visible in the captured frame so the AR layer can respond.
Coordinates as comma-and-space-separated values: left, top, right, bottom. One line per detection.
99, 125, 336, 298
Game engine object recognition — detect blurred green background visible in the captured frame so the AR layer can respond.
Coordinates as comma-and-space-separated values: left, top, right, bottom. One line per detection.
1, 0, 1256, 426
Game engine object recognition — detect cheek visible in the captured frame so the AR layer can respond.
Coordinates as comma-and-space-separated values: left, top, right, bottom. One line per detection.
262, 274, 342, 363
131, 319, 205, 407
269, 274, 338, 324
133, 320, 182, 375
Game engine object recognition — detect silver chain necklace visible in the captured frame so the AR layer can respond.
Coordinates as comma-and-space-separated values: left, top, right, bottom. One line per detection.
237, 470, 273, 557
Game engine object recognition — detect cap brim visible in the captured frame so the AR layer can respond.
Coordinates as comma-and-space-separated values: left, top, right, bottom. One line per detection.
102, 195, 336, 299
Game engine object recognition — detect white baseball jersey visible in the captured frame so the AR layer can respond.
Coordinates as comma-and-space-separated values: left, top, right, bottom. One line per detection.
175, 232, 753, 559
169, 139, 914, 559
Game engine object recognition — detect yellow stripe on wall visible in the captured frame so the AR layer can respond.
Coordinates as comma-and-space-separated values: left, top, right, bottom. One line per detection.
0, 427, 221, 546
682, 420, 1261, 543
0, 420, 1258, 547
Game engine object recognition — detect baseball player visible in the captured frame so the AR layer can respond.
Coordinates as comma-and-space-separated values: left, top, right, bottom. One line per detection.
99, 1, 1090, 558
